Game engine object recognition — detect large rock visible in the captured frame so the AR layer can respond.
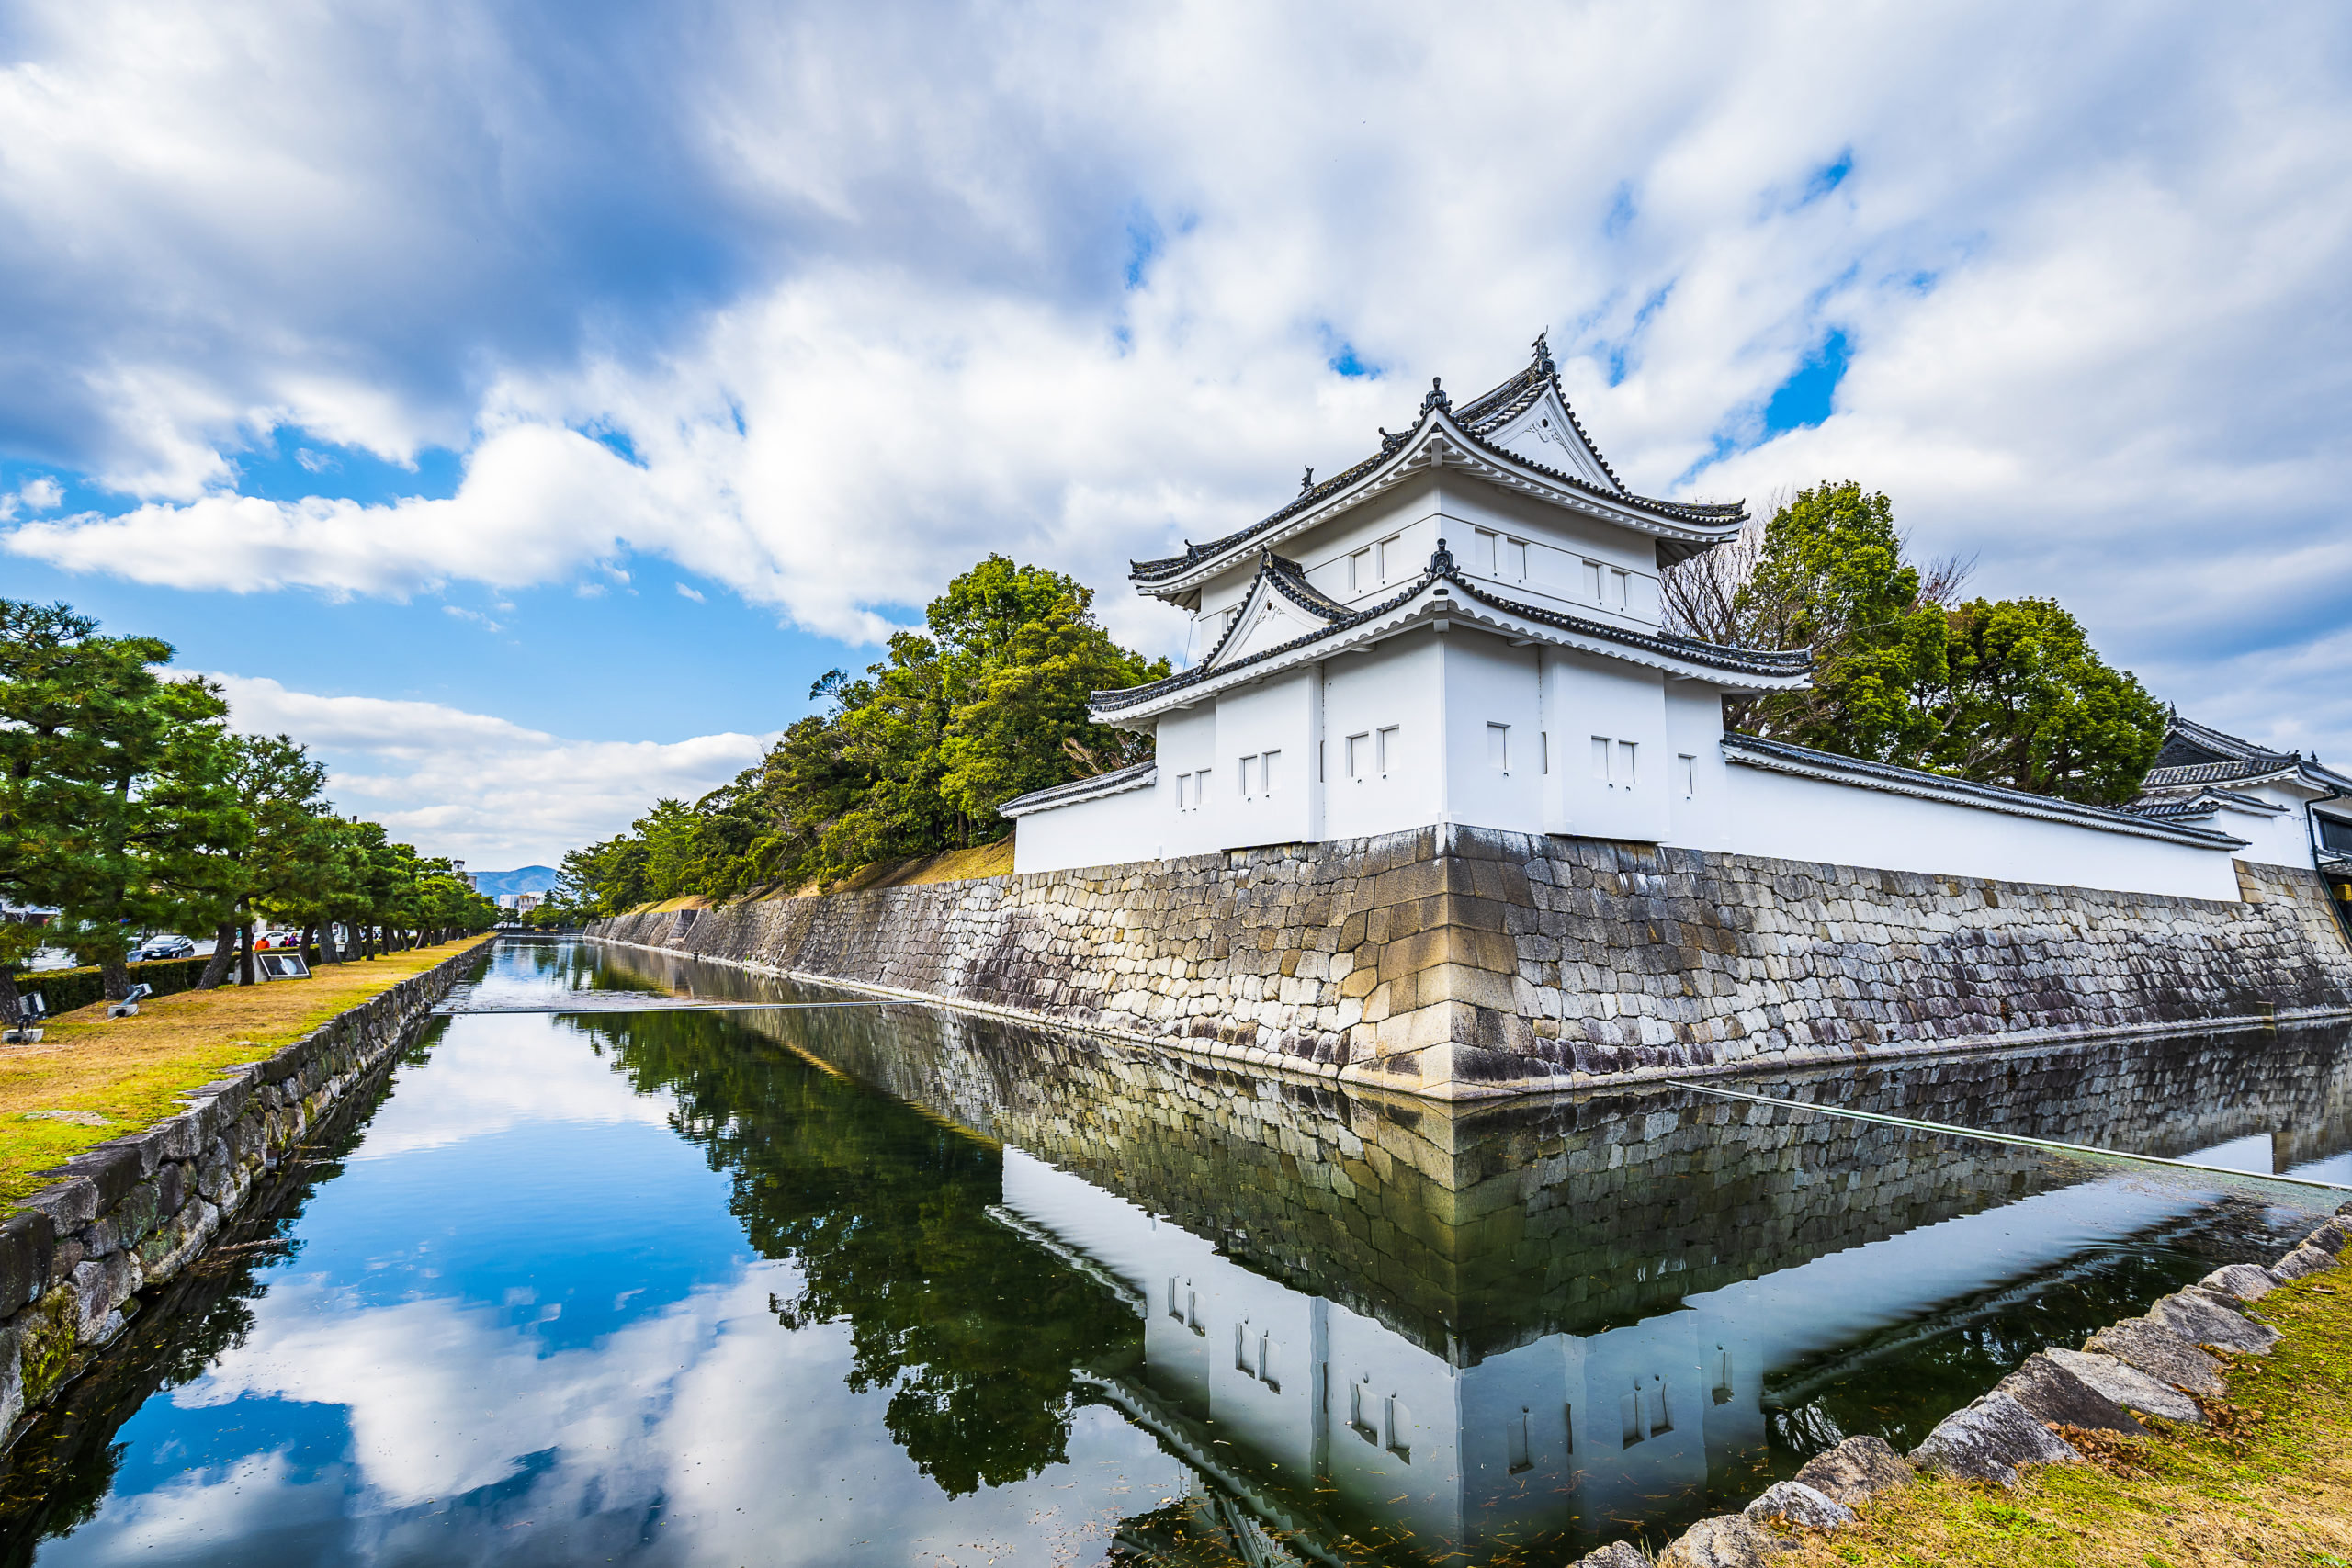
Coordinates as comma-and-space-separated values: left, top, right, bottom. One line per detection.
1995, 1351, 2146, 1437
2199, 1263, 2280, 1302
2304, 1217, 2352, 1254
1909, 1393, 2081, 1486
1656, 1515, 1788, 1567
2041, 1348, 2201, 1424
1744, 1481, 1853, 1530
1573, 1544, 1652, 1568
1791, 1434, 1914, 1506
2149, 1290, 2279, 1354
2084, 1318, 2224, 1395
2271, 1245, 2338, 1281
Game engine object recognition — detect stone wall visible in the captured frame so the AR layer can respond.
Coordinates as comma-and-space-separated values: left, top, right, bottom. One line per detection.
590, 826, 2352, 1099
0, 941, 489, 1450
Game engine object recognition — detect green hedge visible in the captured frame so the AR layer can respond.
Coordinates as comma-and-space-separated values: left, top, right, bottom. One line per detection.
15, 956, 214, 1017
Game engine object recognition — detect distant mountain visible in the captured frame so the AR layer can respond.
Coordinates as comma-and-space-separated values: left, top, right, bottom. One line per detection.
468, 865, 560, 897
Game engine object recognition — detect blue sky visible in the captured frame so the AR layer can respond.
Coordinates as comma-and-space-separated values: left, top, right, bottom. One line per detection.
4, 1, 2349, 867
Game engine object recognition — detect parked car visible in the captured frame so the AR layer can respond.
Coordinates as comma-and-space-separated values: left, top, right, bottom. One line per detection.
135, 936, 198, 961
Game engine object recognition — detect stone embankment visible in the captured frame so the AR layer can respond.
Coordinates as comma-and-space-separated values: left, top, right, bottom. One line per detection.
0, 940, 488, 1450
589, 825, 2352, 1098
1603, 1206, 2352, 1568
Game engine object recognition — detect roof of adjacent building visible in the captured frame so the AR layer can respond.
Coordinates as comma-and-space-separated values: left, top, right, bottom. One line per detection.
1129, 336, 1747, 592
1724, 733, 2250, 851
996, 759, 1158, 818
2135, 714, 2352, 799
1091, 545, 1812, 720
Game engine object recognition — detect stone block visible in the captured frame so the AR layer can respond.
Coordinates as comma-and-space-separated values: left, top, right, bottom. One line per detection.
1743, 1480, 1852, 1529
1657, 1514, 1788, 1566
2199, 1263, 2280, 1302
1790, 1434, 1913, 1506
2148, 1291, 2278, 1354
2041, 1348, 2200, 1424
1909, 1392, 2081, 1486
1995, 1350, 2145, 1437
2272, 1245, 2338, 1280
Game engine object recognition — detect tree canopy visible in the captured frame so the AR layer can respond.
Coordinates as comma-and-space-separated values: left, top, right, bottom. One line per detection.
1663, 481, 2166, 806
1, 598, 498, 1009
560, 556, 1167, 914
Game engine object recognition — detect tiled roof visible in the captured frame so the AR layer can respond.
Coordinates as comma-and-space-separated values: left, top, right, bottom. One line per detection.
1723, 734, 2249, 850
998, 760, 1157, 818
2141, 714, 2352, 795
1091, 553, 1809, 717
1129, 337, 1743, 587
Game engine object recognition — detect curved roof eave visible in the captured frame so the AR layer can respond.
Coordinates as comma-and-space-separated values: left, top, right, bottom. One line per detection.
1129, 411, 1746, 598
1090, 568, 1810, 725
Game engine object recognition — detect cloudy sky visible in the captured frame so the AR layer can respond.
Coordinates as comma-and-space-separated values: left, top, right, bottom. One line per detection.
3, 1, 2347, 870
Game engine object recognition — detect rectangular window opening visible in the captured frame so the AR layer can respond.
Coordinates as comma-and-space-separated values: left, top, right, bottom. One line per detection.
1713, 1349, 1733, 1406
1542, 730, 1551, 775
1261, 750, 1279, 795
1563, 1401, 1575, 1454
1347, 731, 1370, 780
1377, 726, 1399, 778
1677, 753, 1697, 798
1350, 1381, 1378, 1444
1618, 739, 1638, 786
1507, 1409, 1532, 1474
1619, 1390, 1642, 1448
1473, 528, 1498, 574
1384, 1394, 1411, 1462
1487, 722, 1510, 773
1590, 736, 1612, 781
1581, 559, 1604, 602
1376, 534, 1403, 581
1350, 547, 1373, 592
1610, 568, 1632, 610
1504, 537, 1528, 581
1649, 1379, 1672, 1436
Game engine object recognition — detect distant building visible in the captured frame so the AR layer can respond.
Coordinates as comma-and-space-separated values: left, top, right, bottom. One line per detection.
2132, 715, 2352, 877
1003, 338, 2250, 901
496, 892, 545, 913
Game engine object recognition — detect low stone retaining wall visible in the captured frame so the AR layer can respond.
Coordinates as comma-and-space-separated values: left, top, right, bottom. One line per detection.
589, 826, 2352, 1099
1617, 1201, 2352, 1567
0, 940, 490, 1450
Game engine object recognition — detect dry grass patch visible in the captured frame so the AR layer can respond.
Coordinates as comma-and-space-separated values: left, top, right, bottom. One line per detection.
0, 939, 486, 1203
1778, 1274, 2352, 1567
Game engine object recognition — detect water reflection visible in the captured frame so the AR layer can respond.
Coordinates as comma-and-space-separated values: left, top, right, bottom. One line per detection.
4, 941, 2344, 1567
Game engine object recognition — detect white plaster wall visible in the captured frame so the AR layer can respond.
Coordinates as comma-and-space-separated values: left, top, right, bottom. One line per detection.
1442, 629, 1545, 835
1665, 682, 1733, 851
1544, 649, 1670, 841
1724, 762, 2245, 901
1323, 632, 1442, 840
1008, 784, 1162, 874
1215, 668, 1321, 849
1430, 481, 1661, 620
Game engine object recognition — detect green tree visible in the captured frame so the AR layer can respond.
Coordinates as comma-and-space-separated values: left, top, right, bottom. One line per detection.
1920, 597, 2168, 807
1736, 483, 1954, 762
1667, 484, 2167, 806
559, 555, 1170, 906
0, 602, 244, 998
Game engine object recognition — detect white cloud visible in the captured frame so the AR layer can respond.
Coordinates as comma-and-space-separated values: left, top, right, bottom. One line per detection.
210, 672, 772, 866
674, 581, 705, 602
0, 2, 2348, 744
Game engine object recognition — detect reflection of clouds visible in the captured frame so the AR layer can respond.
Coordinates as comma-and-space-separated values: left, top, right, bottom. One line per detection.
64, 1264, 1179, 1566
350, 1013, 676, 1162
179, 1271, 725, 1506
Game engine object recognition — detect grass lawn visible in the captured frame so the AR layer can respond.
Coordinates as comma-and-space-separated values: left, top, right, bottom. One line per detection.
0, 938, 487, 1204
1778, 1270, 2352, 1567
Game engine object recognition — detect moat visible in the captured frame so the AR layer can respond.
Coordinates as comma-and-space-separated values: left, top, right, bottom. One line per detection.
4, 938, 2348, 1565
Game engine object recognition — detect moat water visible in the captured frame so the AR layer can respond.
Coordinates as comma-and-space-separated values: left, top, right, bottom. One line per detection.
4, 939, 2347, 1566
